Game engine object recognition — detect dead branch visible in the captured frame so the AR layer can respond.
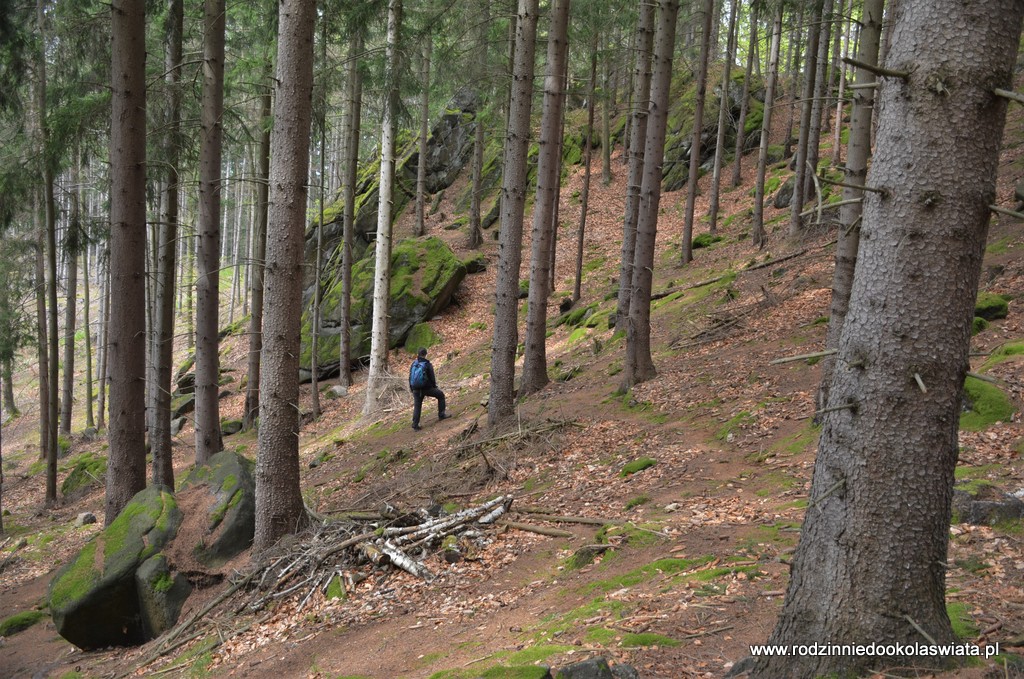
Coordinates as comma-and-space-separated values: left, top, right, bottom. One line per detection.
499, 520, 575, 538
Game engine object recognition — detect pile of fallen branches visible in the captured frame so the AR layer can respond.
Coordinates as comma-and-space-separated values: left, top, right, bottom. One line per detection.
242, 495, 513, 613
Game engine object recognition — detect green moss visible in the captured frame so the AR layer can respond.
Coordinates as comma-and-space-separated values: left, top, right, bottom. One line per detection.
0, 610, 46, 636
621, 632, 680, 648
57, 434, 72, 457
972, 317, 989, 335
325, 575, 346, 600
625, 494, 651, 510
716, 411, 755, 441
585, 556, 716, 594
584, 627, 617, 645
404, 322, 441, 354
152, 570, 175, 593
980, 341, 1024, 371
947, 602, 979, 639
60, 452, 107, 497
975, 291, 1009, 321
960, 376, 1015, 431
986, 236, 1012, 255
567, 327, 588, 344
505, 644, 573, 666
620, 457, 656, 477
692, 233, 725, 249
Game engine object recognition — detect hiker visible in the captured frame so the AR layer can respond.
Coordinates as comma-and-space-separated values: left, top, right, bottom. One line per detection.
409, 347, 450, 431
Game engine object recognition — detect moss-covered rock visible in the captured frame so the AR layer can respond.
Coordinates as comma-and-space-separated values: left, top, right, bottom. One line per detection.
972, 316, 989, 335
301, 236, 466, 378
975, 291, 1009, 321
49, 485, 181, 649
136, 554, 192, 639
960, 376, 1016, 431
177, 450, 255, 568
61, 452, 107, 501
404, 323, 441, 354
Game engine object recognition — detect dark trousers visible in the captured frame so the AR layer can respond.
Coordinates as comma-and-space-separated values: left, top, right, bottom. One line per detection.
412, 387, 446, 426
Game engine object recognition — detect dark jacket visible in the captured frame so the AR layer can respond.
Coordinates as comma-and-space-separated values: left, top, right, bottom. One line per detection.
409, 357, 437, 390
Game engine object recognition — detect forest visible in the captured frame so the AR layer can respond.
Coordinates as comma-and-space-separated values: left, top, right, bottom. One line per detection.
1, 0, 1023, 677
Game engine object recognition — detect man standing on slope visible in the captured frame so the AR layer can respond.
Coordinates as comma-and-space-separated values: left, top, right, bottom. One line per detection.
409, 347, 450, 431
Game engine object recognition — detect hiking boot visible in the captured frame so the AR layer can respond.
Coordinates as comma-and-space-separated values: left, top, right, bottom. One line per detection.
438, 413, 451, 421
412, 424, 422, 431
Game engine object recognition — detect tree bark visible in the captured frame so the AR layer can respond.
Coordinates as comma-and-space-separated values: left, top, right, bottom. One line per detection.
466, 2, 487, 253
573, 38, 598, 305
519, 0, 570, 399
96, 247, 108, 430
33, 189, 49, 459
817, 0, 883, 413
82, 245, 94, 430
731, 6, 757, 187
414, 35, 431, 237
804, 0, 835, 200
614, 0, 655, 334
106, 0, 147, 524
152, 0, 182, 487
60, 170, 80, 437
337, 30, 362, 389
488, 0, 539, 426
751, 5, 783, 249
680, 0, 715, 264
753, 1, 1023, 675
707, 0, 739, 233
253, 0, 317, 556
363, 0, 403, 418
622, 0, 679, 389
788, 0, 824, 240
195, 0, 226, 466
244, 72, 272, 429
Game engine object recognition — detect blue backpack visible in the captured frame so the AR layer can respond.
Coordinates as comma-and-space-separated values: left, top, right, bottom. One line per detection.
409, 359, 429, 389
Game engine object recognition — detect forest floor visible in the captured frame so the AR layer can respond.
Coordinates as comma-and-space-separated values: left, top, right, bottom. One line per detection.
3, 107, 1024, 679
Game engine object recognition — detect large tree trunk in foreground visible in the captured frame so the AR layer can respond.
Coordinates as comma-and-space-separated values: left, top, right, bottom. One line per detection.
195, 0, 226, 466
487, 0, 539, 426
106, 0, 147, 524
752, 1, 1023, 676
519, 0, 570, 399
622, 0, 679, 389
254, 0, 316, 555
614, 0, 655, 334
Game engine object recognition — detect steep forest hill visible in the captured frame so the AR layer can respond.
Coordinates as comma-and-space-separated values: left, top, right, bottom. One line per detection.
2, 69, 1024, 679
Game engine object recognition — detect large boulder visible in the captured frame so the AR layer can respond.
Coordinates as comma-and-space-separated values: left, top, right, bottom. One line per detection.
49, 485, 182, 649
176, 450, 256, 568
308, 89, 478, 271
136, 554, 192, 639
302, 236, 467, 378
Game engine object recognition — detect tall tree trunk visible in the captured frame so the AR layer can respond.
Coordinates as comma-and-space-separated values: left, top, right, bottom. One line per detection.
600, 34, 612, 186
547, 52, 569, 295
488, 0, 539, 426
96, 247, 109, 430
804, 0, 835, 200
751, 4, 782, 249
753, 1, 1022, 675
2, 359, 16, 417
622, 0, 679, 390
244, 90, 271, 428
33, 189, 50, 460
363, 0, 403, 417
106, 0, 147, 523
817, 0, 883, 413
152, 0, 182, 487
414, 36, 431, 237
37, 0, 59, 504
466, 0, 488, 252
337, 30, 363, 389
731, 5, 757, 187
82, 246, 94, 430
830, 7, 851, 167
60, 181, 80, 437
783, 5, 804, 157
310, 15, 328, 422
573, 38, 598, 305
519, 0, 571, 399
788, 0, 823, 240
707, 0, 739, 233
614, 0, 655, 334
680, 0, 715, 264
195, 0, 226, 466
254, 0, 317, 556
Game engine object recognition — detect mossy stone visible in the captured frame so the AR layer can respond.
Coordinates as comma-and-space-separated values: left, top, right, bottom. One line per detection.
960, 376, 1015, 431
136, 554, 192, 638
404, 323, 441, 354
975, 291, 1009, 321
49, 485, 181, 649
177, 450, 256, 567
620, 457, 657, 477
61, 452, 107, 500
972, 316, 989, 335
